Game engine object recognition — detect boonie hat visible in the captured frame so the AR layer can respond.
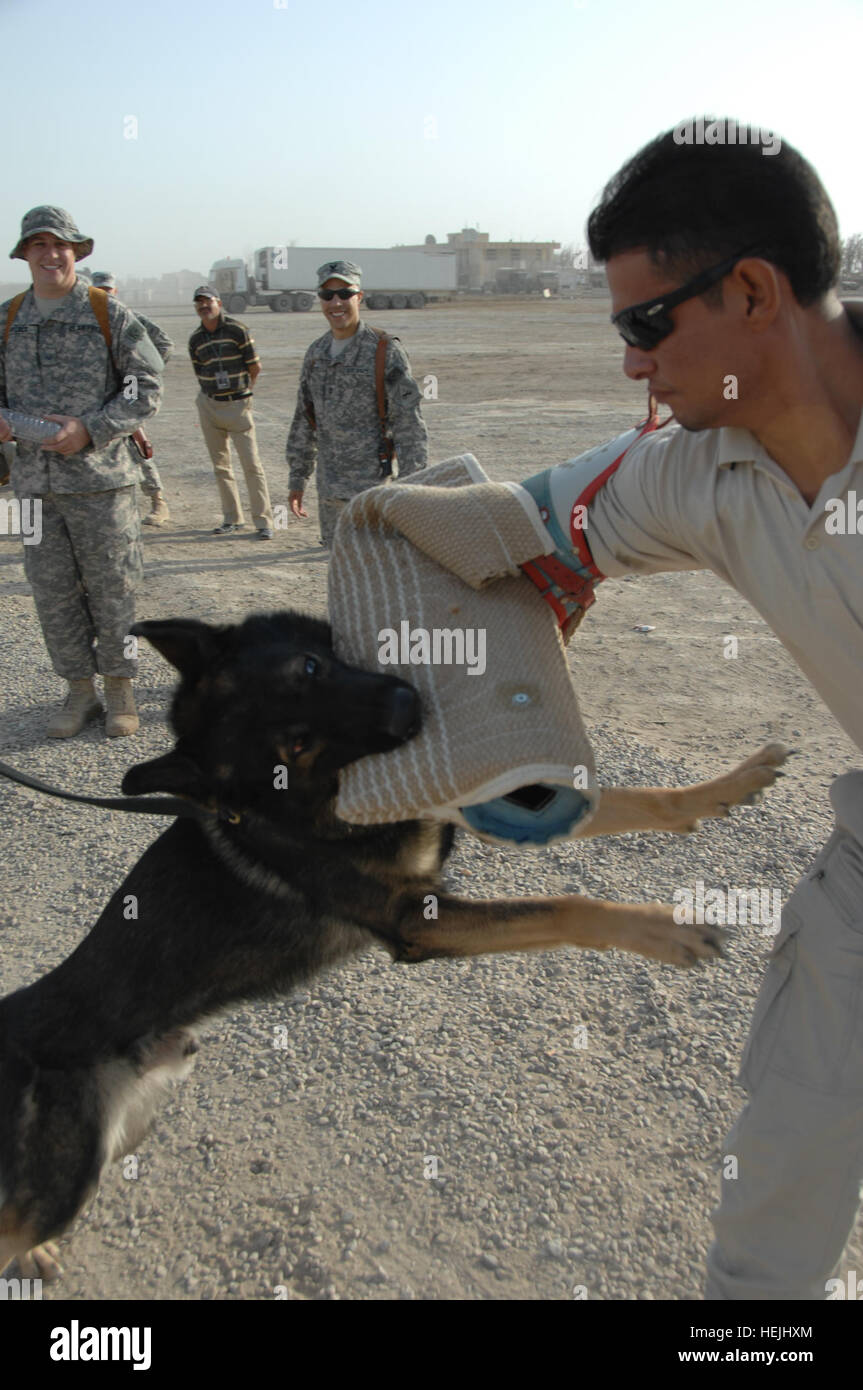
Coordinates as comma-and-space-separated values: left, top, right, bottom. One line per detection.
193, 284, 220, 301
91, 271, 117, 290
317, 259, 362, 288
10, 205, 94, 261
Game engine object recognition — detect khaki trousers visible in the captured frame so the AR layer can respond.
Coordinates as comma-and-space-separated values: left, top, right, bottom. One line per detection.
706, 770, 863, 1299
196, 392, 273, 529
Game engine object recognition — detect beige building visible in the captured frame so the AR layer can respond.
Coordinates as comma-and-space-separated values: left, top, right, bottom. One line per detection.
443, 228, 560, 291
399, 229, 561, 292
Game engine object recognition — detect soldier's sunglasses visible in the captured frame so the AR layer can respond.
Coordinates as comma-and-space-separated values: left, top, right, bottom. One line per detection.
611, 248, 760, 350
318, 288, 360, 301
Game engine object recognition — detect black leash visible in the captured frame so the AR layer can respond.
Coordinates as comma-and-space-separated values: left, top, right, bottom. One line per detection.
0, 757, 233, 824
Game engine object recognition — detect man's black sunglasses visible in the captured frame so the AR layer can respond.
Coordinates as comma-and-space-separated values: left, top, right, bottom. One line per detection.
611, 248, 760, 350
318, 287, 360, 301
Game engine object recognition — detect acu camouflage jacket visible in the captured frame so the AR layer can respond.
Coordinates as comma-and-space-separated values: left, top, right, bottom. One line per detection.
0, 278, 162, 494
286, 321, 428, 498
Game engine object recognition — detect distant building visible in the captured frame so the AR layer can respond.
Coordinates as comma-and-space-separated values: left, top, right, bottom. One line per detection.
119, 270, 208, 307
399, 229, 561, 292
444, 228, 560, 292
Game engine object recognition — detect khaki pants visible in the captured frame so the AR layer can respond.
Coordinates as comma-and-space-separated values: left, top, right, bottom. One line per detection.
706, 770, 863, 1299
196, 392, 273, 529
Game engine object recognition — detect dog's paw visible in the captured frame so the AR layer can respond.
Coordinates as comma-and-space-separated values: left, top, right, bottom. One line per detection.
137, 1027, 199, 1076
618, 902, 726, 967
17, 1242, 63, 1282
678, 742, 793, 829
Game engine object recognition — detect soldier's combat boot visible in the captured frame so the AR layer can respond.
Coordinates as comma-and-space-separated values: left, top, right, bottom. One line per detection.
143, 491, 170, 526
104, 676, 139, 737
46, 678, 102, 739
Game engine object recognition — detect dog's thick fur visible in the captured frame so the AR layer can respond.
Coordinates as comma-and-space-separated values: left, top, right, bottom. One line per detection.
0, 610, 788, 1279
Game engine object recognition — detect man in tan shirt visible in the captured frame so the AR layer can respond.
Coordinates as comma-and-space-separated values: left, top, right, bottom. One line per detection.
535, 122, 863, 1299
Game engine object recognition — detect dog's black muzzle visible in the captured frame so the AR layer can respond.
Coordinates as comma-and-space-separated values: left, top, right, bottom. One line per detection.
380, 683, 421, 740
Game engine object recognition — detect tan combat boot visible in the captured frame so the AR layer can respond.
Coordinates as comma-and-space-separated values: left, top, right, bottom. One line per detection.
143, 491, 170, 526
46, 678, 102, 739
103, 676, 139, 737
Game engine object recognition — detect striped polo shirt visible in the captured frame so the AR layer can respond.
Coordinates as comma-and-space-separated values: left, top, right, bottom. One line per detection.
188, 314, 260, 400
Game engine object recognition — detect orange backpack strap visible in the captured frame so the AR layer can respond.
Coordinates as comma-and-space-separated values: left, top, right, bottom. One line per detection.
88, 285, 112, 349
4, 287, 113, 349
3, 292, 28, 345
371, 329, 399, 474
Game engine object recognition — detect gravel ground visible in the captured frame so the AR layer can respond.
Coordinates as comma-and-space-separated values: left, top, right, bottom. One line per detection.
0, 298, 859, 1301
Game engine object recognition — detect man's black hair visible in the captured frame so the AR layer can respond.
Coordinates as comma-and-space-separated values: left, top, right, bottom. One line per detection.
587, 120, 840, 306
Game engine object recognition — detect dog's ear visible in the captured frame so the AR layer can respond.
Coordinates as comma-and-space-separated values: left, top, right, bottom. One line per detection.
131, 619, 223, 681
122, 752, 209, 799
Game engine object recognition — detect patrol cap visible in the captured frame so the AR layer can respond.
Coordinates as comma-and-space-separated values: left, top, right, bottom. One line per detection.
10, 206, 94, 261
317, 259, 362, 288
193, 284, 220, 301
91, 271, 117, 290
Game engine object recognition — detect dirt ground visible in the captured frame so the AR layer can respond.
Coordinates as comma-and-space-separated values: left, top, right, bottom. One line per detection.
0, 297, 859, 1303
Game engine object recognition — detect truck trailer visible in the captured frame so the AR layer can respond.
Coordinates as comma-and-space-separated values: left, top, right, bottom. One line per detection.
209, 246, 457, 313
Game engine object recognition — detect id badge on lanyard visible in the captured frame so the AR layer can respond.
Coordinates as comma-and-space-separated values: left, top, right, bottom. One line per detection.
213, 334, 231, 392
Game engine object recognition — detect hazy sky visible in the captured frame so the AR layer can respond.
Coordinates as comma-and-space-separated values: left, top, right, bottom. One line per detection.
4, 0, 862, 279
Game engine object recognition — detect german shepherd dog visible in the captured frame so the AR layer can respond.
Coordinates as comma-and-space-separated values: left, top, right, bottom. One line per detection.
0, 610, 788, 1280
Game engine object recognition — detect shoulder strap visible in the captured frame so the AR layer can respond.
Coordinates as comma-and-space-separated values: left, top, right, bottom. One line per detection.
304, 327, 396, 433
88, 285, 112, 349
373, 330, 389, 432
4, 292, 28, 344
4, 287, 114, 348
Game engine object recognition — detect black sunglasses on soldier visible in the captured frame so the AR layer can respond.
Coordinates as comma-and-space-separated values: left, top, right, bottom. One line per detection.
611, 248, 761, 350
318, 288, 360, 301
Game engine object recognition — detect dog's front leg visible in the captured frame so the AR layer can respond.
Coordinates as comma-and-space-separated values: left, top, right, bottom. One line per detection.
386, 892, 723, 968
577, 742, 790, 838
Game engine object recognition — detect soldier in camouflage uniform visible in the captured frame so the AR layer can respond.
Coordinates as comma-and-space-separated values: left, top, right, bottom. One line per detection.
92, 271, 172, 526
286, 260, 428, 547
0, 207, 162, 739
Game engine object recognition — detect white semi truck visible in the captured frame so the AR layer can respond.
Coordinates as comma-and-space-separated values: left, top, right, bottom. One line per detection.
209, 246, 457, 313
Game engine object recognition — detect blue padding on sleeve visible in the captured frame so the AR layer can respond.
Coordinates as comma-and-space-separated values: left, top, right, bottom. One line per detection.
520, 470, 580, 567
460, 784, 592, 845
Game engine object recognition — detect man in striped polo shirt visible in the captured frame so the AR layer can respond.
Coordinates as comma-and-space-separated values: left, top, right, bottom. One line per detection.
189, 285, 274, 538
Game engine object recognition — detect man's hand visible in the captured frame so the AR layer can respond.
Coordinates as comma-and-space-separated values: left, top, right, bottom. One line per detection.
41, 415, 92, 456
288, 489, 308, 519
0, 416, 13, 444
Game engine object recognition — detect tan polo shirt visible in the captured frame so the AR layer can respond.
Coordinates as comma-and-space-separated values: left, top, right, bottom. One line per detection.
586, 379, 863, 754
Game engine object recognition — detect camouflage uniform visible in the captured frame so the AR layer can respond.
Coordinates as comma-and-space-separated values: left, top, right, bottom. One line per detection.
286, 322, 428, 545
0, 277, 162, 678
135, 312, 173, 366
130, 310, 173, 495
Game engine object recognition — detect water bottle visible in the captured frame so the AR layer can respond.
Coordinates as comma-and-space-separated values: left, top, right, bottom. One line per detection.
0, 408, 61, 443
